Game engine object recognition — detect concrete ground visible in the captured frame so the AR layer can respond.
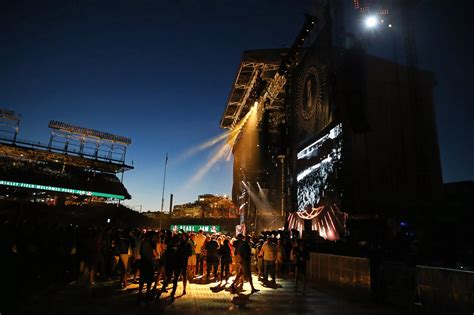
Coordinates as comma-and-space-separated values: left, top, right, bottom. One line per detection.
21, 275, 402, 315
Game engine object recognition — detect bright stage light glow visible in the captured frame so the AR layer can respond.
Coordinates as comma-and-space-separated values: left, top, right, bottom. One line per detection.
365, 15, 378, 28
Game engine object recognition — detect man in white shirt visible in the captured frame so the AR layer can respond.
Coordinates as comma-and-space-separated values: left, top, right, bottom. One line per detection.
194, 229, 206, 276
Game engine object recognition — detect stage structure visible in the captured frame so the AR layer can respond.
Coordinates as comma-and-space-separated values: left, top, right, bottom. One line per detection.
221, 48, 288, 233
222, 1, 442, 242
221, 15, 318, 233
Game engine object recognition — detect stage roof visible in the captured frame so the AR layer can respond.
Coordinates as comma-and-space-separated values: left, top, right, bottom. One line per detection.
220, 49, 288, 129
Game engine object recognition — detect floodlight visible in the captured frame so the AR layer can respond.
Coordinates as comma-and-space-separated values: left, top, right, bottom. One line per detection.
365, 15, 378, 28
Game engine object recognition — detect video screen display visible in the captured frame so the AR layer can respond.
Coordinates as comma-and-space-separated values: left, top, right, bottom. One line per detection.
296, 123, 342, 212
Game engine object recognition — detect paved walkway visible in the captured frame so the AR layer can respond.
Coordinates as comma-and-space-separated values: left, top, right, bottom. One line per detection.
22, 276, 401, 315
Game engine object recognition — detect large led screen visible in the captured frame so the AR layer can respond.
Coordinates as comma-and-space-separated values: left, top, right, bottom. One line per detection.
296, 123, 342, 212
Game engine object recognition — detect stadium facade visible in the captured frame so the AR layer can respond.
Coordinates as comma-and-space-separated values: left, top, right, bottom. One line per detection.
0, 114, 133, 206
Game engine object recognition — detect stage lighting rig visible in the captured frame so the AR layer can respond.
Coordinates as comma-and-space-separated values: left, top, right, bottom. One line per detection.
278, 14, 317, 76
250, 76, 268, 101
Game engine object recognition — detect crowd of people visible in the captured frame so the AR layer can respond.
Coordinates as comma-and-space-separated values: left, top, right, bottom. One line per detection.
0, 219, 311, 309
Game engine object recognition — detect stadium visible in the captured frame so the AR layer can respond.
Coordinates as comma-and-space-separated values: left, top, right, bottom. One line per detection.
0, 109, 149, 226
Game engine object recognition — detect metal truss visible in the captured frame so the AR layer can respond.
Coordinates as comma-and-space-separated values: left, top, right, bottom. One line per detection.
48, 128, 128, 163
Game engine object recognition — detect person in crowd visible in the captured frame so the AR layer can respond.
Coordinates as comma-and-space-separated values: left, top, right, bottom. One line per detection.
194, 229, 206, 276
294, 239, 310, 293
218, 238, 232, 284
0, 220, 18, 314
283, 237, 293, 277
110, 231, 121, 280
100, 226, 113, 279
228, 237, 235, 275
232, 234, 244, 279
95, 227, 107, 280
152, 232, 166, 292
138, 231, 156, 299
276, 239, 286, 277
117, 229, 132, 288
131, 229, 143, 283
290, 238, 299, 276
157, 231, 179, 298
66, 225, 79, 283
205, 234, 219, 280
259, 237, 277, 285
229, 235, 259, 294
168, 232, 193, 301
187, 233, 197, 280
83, 228, 100, 285
202, 235, 210, 276
256, 238, 265, 280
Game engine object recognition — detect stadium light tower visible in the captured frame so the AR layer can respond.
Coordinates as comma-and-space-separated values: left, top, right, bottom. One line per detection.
0, 109, 21, 143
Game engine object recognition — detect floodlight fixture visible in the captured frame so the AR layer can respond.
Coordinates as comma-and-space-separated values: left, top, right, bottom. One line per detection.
365, 15, 378, 28
0, 108, 20, 123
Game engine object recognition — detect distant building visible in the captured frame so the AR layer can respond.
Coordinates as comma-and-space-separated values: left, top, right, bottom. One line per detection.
172, 204, 202, 218
172, 194, 237, 219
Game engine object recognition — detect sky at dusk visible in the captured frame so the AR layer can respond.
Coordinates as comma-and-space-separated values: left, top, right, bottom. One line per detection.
1, 0, 472, 211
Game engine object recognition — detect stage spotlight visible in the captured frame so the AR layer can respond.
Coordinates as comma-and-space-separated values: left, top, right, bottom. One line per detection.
365, 15, 378, 28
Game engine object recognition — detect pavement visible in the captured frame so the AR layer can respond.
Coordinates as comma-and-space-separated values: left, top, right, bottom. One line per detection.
21, 275, 402, 315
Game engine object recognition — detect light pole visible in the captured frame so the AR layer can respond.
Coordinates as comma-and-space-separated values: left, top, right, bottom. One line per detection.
159, 153, 168, 229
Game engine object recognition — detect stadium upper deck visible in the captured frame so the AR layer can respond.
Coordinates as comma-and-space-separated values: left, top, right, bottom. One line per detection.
0, 112, 133, 202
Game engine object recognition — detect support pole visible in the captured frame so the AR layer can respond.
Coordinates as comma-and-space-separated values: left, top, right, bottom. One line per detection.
79, 138, 85, 156
13, 123, 19, 144
48, 134, 54, 150
159, 153, 168, 229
